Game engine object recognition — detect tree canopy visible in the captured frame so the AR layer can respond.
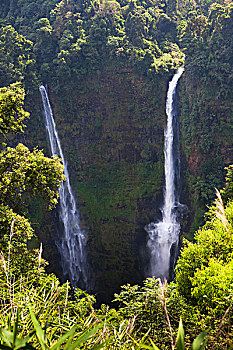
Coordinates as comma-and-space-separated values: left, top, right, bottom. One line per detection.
0, 82, 64, 278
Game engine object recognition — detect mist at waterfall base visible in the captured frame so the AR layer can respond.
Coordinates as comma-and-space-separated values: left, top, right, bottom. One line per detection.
39, 86, 89, 290
145, 68, 184, 280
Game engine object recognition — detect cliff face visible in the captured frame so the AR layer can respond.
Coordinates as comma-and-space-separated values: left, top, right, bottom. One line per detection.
40, 68, 170, 301
25, 52, 232, 300
179, 76, 233, 235
178, 5, 233, 234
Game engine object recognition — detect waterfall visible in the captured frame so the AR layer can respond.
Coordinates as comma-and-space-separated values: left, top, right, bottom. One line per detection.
39, 85, 88, 289
145, 67, 184, 279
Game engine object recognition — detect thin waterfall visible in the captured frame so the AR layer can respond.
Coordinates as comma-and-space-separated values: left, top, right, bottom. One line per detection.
145, 67, 184, 279
39, 85, 88, 289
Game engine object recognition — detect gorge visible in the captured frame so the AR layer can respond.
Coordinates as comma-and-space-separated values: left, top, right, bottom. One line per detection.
40, 67, 184, 290
0, 0, 233, 347
0, 0, 232, 304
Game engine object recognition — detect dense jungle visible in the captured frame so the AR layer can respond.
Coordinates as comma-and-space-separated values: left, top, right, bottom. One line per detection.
0, 0, 233, 348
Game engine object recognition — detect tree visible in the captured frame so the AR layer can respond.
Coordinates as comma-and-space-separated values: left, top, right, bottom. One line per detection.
222, 165, 233, 202
0, 143, 64, 212
175, 182, 233, 323
0, 83, 64, 277
0, 25, 35, 85
0, 82, 29, 140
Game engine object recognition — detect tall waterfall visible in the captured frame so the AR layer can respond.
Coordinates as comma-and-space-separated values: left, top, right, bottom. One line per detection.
146, 67, 184, 279
39, 86, 88, 289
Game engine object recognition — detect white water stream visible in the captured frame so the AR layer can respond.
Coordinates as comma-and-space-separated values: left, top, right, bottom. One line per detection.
39, 86, 88, 289
146, 67, 184, 279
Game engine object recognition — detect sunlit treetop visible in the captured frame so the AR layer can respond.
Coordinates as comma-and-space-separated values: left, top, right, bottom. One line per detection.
0, 82, 29, 141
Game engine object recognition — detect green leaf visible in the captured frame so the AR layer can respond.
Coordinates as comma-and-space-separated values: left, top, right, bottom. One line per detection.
90, 343, 106, 350
62, 325, 78, 350
67, 322, 104, 350
137, 345, 159, 350
50, 324, 77, 350
0, 327, 35, 350
15, 336, 36, 350
91, 338, 112, 349
149, 339, 161, 350
29, 305, 47, 350
12, 309, 19, 347
0, 329, 14, 345
191, 330, 208, 350
175, 318, 185, 350
6, 313, 12, 333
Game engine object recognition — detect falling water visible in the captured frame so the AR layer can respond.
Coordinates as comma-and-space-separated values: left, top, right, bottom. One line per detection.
39, 85, 88, 289
146, 67, 184, 279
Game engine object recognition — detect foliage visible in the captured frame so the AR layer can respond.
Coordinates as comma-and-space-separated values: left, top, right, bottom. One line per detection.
0, 79, 232, 349
0, 261, 210, 350
0, 26, 35, 85
0, 83, 29, 140
222, 165, 233, 202
176, 3, 233, 231
0, 0, 185, 83
0, 144, 64, 211
0, 1, 233, 349
0, 312, 209, 350
0, 83, 64, 282
176, 195, 233, 302
0, 262, 101, 349
172, 318, 208, 350
0, 205, 35, 277
174, 181, 233, 348
114, 279, 171, 342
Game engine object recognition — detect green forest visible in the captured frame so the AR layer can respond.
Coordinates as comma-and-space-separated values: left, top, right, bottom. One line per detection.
0, 0, 233, 348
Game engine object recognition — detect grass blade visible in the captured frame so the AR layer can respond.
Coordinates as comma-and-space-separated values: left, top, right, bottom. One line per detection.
136, 344, 159, 350
149, 339, 161, 350
175, 318, 185, 350
67, 322, 104, 350
50, 324, 77, 350
91, 338, 112, 349
0, 329, 14, 345
29, 305, 47, 350
13, 309, 19, 347
191, 330, 208, 350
